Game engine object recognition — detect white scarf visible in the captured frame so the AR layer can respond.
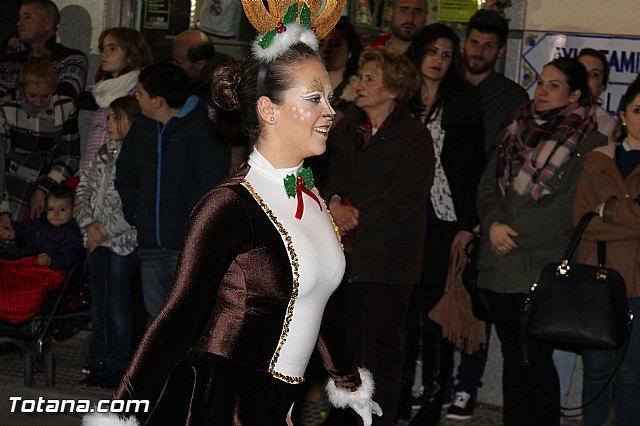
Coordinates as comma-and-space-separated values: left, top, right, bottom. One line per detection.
92, 70, 140, 108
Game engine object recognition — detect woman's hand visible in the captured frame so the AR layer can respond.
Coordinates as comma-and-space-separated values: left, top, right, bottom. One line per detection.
29, 189, 46, 219
0, 214, 15, 239
37, 252, 52, 266
86, 223, 107, 252
450, 230, 476, 255
0, 228, 15, 240
489, 221, 519, 256
329, 199, 360, 236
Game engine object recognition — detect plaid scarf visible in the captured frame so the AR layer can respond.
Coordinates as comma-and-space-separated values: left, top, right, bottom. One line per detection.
496, 100, 595, 201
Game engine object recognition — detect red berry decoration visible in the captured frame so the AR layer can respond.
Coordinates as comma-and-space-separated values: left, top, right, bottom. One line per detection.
276, 21, 287, 33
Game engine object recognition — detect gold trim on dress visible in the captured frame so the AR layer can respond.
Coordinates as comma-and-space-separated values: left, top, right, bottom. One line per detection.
242, 179, 305, 384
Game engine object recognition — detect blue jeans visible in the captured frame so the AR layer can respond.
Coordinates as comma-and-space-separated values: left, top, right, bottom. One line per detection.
88, 247, 137, 370
454, 324, 492, 398
553, 349, 577, 407
138, 247, 179, 321
582, 297, 640, 426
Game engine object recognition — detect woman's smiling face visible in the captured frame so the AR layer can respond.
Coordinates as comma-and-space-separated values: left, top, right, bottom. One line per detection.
270, 59, 336, 162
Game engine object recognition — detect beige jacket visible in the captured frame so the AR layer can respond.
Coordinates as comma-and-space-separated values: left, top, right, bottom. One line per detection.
574, 143, 640, 297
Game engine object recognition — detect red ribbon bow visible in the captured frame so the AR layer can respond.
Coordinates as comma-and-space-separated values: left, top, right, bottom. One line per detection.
295, 175, 322, 220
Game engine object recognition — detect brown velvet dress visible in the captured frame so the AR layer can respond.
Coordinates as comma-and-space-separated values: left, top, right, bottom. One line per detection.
113, 163, 360, 425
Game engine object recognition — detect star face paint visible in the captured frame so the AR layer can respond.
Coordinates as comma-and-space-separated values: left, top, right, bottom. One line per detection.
301, 77, 326, 96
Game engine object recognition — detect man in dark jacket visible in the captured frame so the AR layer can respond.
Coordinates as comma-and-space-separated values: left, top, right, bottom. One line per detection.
115, 63, 230, 321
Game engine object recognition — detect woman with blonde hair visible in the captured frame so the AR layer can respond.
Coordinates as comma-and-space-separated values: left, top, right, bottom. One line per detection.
0, 53, 79, 230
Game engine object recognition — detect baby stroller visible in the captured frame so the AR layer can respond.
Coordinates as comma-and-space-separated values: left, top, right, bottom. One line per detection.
0, 244, 90, 386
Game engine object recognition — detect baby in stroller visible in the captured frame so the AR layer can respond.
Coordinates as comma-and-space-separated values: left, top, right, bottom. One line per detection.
0, 184, 84, 328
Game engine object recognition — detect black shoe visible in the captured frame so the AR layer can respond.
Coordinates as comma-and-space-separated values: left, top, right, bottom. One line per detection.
408, 395, 442, 426
79, 361, 122, 388
445, 391, 474, 420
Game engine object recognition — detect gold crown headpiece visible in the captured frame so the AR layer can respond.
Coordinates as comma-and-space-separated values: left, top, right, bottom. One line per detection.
241, 0, 346, 61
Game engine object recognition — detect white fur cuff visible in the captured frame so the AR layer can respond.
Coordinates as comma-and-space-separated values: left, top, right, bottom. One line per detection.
81, 412, 140, 426
326, 367, 375, 409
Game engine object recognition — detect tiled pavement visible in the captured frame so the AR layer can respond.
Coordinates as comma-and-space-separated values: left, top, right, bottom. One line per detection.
0, 336, 585, 425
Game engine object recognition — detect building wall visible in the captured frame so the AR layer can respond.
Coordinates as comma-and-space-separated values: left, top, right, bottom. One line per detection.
524, 0, 640, 36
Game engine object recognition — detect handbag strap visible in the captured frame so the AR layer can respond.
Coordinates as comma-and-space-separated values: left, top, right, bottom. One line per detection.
561, 211, 607, 269
523, 326, 632, 414
562, 211, 598, 261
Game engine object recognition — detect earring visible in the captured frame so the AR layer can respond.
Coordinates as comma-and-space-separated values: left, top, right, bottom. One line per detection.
270, 116, 275, 122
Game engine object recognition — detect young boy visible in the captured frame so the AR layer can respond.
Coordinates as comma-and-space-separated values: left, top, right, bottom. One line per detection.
115, 63, 230, 321
0, 184, 83, 270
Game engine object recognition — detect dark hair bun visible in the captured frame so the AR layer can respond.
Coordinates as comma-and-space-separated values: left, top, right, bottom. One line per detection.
212, 61, 241, 111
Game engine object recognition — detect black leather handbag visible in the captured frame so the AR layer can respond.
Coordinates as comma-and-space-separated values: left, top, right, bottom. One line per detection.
522, 212, 632, 353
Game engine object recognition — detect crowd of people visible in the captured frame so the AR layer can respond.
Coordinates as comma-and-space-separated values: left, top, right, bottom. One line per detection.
0, 0, 639, 426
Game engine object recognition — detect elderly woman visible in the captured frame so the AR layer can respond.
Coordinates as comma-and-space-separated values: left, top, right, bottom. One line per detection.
323, 47, 434, 426
476, 57, 606, 426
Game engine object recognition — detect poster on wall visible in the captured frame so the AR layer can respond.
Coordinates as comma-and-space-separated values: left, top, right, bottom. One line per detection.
521, 31, 640, 115
437, 0, 479, 22
144, 0, 170, 29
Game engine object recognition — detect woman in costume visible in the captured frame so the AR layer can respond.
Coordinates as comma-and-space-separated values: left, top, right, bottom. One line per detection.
323, 47, 434, 426
400, 23, 485, 425
475, 57, 606, 426
574, 76, 640, 426
82, 1, 381, 425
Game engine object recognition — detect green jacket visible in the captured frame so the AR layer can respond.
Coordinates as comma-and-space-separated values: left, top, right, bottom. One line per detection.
476, 131, 607, 294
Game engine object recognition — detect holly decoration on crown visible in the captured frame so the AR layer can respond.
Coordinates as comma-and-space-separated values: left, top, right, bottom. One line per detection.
258, 2, 314, 49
